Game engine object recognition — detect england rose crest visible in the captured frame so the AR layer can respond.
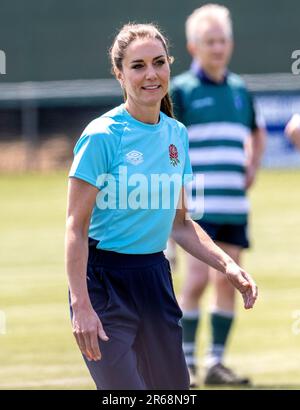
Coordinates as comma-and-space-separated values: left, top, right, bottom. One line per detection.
169, 144, 180, 166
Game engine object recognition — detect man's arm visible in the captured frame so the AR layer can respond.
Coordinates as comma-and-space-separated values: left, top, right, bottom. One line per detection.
245, 127, 266, 190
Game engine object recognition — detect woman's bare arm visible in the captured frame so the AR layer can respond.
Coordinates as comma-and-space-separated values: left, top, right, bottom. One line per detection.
171, 189, 258, 309
65, 177, 109, 362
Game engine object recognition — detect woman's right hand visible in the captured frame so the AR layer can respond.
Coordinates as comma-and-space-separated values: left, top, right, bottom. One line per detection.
225, 262, 258, 309
72, 305, 109, 361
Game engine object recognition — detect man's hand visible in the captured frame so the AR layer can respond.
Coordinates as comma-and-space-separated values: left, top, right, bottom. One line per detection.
72, 305, 109, 361
285, 114, 300, 150
225, 262, 258, 309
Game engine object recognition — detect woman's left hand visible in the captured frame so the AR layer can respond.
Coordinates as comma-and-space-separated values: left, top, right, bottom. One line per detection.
225, 262, 258, 309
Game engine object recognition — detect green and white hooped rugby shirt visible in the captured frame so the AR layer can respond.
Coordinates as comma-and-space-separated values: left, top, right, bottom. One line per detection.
69, 104, 193, 254
171, 63, 260, 225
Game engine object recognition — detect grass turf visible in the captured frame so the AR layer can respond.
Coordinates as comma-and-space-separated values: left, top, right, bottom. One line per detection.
0, 169, 300, 390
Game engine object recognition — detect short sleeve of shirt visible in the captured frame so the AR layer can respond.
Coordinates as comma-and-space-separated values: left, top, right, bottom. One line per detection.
69, 120, 120, 189
247, 91, 265, 131
180, 124, 193, 186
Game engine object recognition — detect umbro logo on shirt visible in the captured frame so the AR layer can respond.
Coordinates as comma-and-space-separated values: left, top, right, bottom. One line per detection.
126, 150, 144, 165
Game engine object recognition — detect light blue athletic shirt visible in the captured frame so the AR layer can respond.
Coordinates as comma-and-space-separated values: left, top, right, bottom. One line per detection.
69, 103, 193, 254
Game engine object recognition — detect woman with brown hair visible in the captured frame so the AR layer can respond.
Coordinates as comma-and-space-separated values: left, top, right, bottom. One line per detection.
65, 23, 257, 390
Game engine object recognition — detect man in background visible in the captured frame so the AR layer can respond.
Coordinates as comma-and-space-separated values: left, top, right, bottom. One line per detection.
171, 4, 265, 387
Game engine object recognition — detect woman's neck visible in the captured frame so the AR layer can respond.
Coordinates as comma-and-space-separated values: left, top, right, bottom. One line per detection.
124, 100, 160, 124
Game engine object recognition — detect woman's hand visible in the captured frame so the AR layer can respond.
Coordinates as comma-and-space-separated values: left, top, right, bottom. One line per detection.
72, 305, 109, 361
225, 262, 258, 309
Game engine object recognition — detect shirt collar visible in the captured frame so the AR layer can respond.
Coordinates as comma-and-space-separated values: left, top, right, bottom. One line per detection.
191, 60, 228, 85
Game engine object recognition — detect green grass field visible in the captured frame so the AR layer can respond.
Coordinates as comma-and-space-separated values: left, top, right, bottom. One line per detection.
0, 169, 300, 390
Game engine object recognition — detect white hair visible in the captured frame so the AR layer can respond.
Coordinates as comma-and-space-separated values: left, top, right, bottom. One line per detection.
185, 4, 233, 44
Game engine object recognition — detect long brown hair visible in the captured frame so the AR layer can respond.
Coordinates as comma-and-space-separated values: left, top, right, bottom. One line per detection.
109, 23, 174, 118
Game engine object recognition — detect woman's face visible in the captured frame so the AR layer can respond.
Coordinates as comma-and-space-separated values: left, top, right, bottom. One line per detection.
117, 38, 170, 109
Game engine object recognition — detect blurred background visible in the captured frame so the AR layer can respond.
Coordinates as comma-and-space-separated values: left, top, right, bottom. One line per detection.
0, 0, 299, 389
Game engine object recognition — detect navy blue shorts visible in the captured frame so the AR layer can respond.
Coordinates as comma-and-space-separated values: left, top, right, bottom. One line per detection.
195, 220, 250, 249
69, 239, 189, 390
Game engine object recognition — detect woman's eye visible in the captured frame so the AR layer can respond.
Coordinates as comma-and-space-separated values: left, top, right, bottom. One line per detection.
131, 60, 165, 69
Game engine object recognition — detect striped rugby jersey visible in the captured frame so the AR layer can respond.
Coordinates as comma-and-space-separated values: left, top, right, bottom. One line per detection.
171, 64, 258, 225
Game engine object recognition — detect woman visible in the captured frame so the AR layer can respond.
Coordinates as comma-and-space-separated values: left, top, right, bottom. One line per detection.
65, 23, 257, 390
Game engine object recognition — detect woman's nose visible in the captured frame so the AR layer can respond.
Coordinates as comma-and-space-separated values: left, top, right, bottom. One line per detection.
145, 66, 158, 80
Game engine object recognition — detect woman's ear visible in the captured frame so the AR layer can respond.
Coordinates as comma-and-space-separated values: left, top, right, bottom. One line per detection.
116, 69, 124, 88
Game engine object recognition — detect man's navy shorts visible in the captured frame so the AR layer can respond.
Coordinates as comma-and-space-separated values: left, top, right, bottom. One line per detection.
69, 238, 190, 390
194, 220, 250, 249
